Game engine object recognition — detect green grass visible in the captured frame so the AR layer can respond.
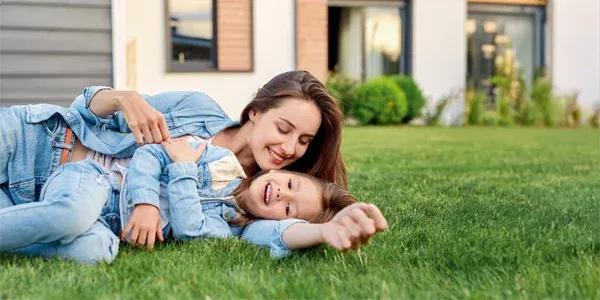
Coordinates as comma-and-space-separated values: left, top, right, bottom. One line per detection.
2, 127, 599, 299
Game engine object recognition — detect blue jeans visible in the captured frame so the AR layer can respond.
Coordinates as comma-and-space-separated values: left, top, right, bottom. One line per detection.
0, 160, 121, 264
0, 184, 13, 209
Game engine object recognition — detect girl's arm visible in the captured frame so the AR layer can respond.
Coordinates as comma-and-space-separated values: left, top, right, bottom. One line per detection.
162, 138, 235, 240
242, 203, 389, 258
120, 143, 174, 249
122, 138, 209, 247
164, 161, 233, 240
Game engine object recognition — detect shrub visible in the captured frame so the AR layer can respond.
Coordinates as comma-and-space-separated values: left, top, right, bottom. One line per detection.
569, 104, 581, 127
467, 90, 484, 125
519, 101, 541, 126
497, 94, 514, 127
325, 73, 357, 117
591, 117, 599, 127
387, 75, 426, 123
589, 107, 600, 128
426, 94, 452, 126
530, 78, 556, 127
482, 111, 498, 126
351, 77, 408, 125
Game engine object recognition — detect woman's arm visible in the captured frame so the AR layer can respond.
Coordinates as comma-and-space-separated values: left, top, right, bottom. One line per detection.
87, 89, 128, 118
71, 87, 230, 146
90, 89, 170, 145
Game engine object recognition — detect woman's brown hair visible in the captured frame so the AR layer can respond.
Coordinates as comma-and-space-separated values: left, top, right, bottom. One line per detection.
231, 171, 357, 226
240, 70, 347, 188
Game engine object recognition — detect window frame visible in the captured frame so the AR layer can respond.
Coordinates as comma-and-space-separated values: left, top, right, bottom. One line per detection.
328, 0, 411, 81
164, 0, 218, 73
466, 3, 546, 88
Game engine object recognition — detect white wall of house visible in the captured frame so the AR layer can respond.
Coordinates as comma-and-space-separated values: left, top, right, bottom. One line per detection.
112, 0, 599, 123
548, 0, 600, 115
117, 0, 295, 119
411, 0, 467, 125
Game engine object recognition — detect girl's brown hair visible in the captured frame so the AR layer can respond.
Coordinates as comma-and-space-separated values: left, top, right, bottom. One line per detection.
240, 70, 347, 188
231, 171, 357, 226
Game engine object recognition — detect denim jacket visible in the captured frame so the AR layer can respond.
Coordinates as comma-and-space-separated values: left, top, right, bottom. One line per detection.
123, 141, 308, 258
69, 86, 240, 157
2, 86, 239, 205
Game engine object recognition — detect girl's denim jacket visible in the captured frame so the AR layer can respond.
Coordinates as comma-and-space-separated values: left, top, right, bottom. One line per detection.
123, 139, 308, 258
5, 85, 239, 205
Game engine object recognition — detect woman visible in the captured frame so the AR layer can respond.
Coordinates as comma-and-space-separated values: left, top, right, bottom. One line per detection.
0, 70, 350, 252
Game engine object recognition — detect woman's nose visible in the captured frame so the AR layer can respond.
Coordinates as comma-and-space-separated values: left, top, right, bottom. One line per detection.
281, 139, 295, 157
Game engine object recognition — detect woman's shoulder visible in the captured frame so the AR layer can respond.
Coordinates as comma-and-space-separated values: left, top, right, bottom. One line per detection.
149, 90, 231, 119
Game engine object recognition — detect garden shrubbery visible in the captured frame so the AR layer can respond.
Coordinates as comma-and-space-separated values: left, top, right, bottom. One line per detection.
350, 77, 408, 125
325, 70, 598, 127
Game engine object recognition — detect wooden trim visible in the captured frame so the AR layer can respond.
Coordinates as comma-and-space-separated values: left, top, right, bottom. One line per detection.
328, 0, 406, 7
216, 0, 253, 72
296, 0, 328, 82
468, 0, 546, 6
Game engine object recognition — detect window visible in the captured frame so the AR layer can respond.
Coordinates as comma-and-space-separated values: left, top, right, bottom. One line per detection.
466, 4, 545, 91
166, 0, 217, 72
328, 1, 409, 81
364, 7, 404, 79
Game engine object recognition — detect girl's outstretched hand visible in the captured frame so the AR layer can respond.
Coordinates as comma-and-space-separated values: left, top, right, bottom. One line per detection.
320, 203, 388, 251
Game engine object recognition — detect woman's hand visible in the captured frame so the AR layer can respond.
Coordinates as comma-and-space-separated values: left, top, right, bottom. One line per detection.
320, 203, 388, 251
162, 138, 207, 163
91, 89, 171, 145
115, 91, 171, 145
121, 204, 164, 251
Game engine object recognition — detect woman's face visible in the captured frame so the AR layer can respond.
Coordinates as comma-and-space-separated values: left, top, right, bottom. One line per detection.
248, 97, 321, 171
245, 170, 323, 220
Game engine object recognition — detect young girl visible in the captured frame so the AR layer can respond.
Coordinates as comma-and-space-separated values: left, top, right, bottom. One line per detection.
0, 138, 387, 264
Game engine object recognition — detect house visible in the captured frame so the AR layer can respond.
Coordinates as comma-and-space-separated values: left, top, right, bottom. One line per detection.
1, 0, 599, 123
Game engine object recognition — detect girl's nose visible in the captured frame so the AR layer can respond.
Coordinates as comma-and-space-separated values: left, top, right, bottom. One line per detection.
276, 188, 291, 201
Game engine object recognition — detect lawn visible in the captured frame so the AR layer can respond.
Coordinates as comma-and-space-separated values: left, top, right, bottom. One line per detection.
1, 127, 599, 299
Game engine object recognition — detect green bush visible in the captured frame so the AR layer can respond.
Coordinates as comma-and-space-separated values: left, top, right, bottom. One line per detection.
589, 107, 600, 128
588, 114, 600, 128
351, 77, 408, 125
497, 94, 514, 127
467, 90, 484, 125
387, 75, 426, 123
482, 111, 498, 126
426, 94, 452, 126
530, 78, 556, 127
519, 101, 541, 126
325, 73, 357, 117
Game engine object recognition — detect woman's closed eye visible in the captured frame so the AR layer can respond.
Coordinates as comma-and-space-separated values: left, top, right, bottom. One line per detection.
288, 178, 292, 189
285, 203, 290, 216
277, 126, 289, 134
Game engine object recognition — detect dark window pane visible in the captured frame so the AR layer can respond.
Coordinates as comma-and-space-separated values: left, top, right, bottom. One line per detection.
467, 12, 538, 90
168, 0, 214, 67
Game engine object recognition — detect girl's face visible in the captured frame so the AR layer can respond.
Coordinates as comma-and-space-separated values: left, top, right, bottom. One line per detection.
245, 170, 323, 220
247, 98, 321, 171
